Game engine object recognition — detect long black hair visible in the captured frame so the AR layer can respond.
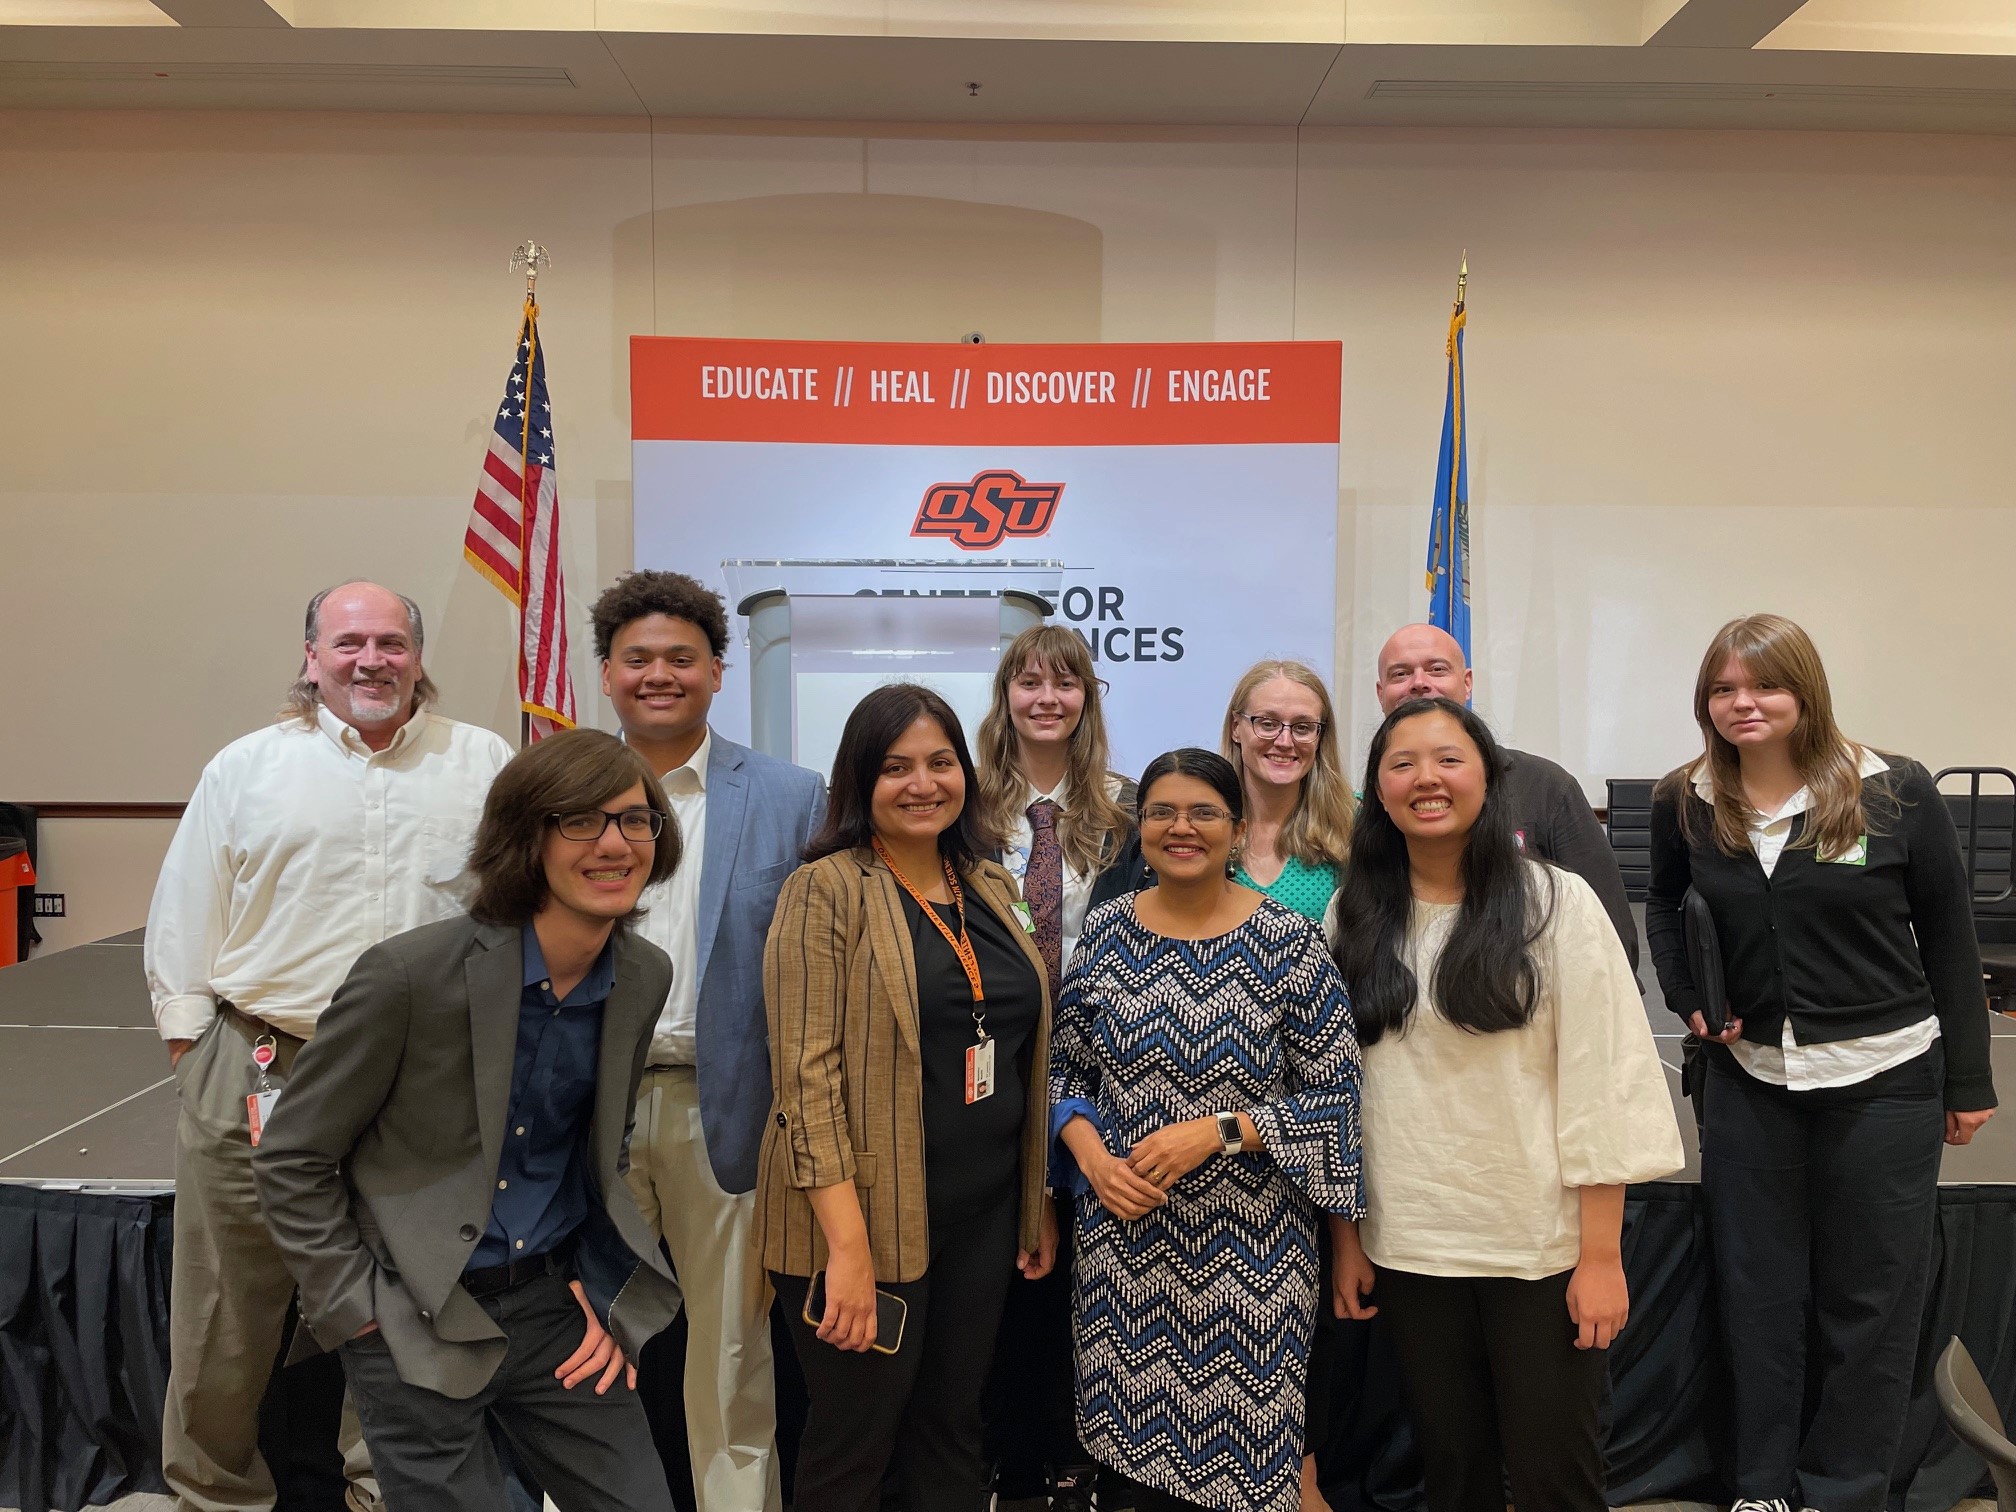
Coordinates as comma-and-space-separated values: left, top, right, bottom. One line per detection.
1331, 696, 1554, 1045
804, 682, 995, 871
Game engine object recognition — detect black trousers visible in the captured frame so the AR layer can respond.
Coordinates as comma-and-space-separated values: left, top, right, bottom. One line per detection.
1701, 1043, 1945, 1512
982, 1192, 1093, 1490
1376, 1267, 1608, 1512
773, 1195, 1020, 1512
338, 1271, 673, 1512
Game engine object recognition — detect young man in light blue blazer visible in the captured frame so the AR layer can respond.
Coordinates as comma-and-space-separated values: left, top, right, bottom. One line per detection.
591, 571, 826, 1512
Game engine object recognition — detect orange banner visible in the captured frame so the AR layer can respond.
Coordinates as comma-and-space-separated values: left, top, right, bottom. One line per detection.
630, 337, 1341, 447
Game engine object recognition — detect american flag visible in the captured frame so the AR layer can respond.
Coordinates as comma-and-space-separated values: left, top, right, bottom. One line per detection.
463, 299, 577, 740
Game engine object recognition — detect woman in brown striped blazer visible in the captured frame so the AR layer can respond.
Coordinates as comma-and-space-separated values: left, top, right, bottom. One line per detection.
759, 682, 1057, 1512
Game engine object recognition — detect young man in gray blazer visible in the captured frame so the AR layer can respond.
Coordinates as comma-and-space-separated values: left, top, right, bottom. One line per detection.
253, 730, 687, 1512
589, 571, 826, 1512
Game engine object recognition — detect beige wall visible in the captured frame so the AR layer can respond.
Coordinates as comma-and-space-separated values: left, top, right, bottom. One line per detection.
4, 109, 2013, 948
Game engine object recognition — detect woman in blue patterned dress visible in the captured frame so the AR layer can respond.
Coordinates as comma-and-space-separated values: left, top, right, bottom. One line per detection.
1051, 748, 1364, 1512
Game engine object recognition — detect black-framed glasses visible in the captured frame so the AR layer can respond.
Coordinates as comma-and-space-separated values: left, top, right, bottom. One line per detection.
549, 807, 665, 843
1141, 803, 1234, 827
1239, 712, 1324, 744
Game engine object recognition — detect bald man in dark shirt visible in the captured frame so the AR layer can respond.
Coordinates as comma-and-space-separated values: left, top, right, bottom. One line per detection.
1371, 623, 1638, 970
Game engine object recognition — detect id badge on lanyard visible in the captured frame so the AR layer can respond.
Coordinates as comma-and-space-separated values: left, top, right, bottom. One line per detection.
246, 1034, 282, 1147
874, 837, 995, 1103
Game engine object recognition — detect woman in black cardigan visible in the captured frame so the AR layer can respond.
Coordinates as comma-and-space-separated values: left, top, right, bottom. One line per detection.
1645, 613, 1995, 1512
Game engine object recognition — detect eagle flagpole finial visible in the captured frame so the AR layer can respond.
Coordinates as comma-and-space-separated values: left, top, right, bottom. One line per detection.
510, 240, 552, 300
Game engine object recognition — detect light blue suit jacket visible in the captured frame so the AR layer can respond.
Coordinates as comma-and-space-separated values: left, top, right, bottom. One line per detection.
693, 733, 826, 1194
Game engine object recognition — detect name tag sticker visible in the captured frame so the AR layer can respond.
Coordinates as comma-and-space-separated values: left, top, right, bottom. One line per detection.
246, 1089, 281, 1147
1825, 835, 1869, 865
1011, 900, 1036, 934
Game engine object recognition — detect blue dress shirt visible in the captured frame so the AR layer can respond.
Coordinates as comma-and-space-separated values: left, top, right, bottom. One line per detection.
468, 927, 614, 1270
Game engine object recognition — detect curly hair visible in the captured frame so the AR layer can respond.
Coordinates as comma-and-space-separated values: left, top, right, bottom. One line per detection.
589, 570, 729, 662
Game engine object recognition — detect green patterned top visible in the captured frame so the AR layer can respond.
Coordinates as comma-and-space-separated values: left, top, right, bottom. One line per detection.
1232, 854, 1342, 922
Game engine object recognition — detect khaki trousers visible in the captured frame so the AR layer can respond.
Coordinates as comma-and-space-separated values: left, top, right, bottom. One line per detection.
625, 1067, 782, 1512
163, 1011, 380, 1512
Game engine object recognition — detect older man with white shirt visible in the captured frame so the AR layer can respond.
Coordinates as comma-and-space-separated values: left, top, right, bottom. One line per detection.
145, 581, 513, 1512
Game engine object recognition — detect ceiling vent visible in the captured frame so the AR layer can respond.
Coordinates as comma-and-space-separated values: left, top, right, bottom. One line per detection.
0, 60, 577, 86
1366, 79, 2016, 110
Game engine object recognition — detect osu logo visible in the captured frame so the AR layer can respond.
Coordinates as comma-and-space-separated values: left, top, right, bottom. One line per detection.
912, 470, 1064, 551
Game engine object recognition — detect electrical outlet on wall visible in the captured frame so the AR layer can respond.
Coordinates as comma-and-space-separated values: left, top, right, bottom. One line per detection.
33, 893, 65, 918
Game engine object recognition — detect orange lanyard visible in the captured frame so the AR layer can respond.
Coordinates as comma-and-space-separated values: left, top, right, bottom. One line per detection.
874, 838, 989, 1031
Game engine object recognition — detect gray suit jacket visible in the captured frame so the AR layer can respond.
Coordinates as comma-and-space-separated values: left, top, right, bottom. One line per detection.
252, 915, 684, 1400
692, 735, 825, 1194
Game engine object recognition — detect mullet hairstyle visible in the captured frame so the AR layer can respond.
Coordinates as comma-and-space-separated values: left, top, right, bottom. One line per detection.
1331, 697, 1554, 1046
805, 682, 995, 871
976, 625, 1134, 876
1662, 613, 1888, 863
468, 728, 681, 927
1218, 660, 1355, 867
281, 581, 440, 726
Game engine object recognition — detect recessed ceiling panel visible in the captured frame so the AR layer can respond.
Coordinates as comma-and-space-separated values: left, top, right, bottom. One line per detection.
1761, 0, 2016, 56
0, 24, 647, 110
1305, 41, 2016, 132
0, 0, 172, 22
604, 31, 1339, 124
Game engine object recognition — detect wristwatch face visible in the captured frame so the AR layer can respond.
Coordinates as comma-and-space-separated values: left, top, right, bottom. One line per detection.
1217, 1112, 1241, 1152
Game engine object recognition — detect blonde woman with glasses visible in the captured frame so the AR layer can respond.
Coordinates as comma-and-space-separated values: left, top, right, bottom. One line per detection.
1220, 661, 1355, 922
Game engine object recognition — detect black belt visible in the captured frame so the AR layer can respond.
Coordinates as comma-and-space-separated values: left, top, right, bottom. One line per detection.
462, 1242, 573, 1300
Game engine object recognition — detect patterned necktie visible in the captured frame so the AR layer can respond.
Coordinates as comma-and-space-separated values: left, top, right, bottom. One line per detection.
1025, 799, 1065, 999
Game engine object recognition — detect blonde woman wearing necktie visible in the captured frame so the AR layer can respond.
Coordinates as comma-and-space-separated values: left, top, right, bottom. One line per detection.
974, 624, 1139, 1509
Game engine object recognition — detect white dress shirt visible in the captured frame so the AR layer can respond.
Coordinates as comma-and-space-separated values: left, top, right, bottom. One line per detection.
144, 705, 514, 1042
1691, 747, 1940, 1092
636, 729, 709, 1066
999, 771, 1126, 974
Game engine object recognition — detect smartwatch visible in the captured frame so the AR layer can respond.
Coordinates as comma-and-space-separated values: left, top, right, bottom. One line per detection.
1216, 1111, 1245, 1155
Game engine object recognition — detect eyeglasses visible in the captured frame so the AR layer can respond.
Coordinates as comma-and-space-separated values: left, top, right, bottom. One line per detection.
1239, 713, 1324, 744
1141, 803, 1233, 827
549, 807, 665, 843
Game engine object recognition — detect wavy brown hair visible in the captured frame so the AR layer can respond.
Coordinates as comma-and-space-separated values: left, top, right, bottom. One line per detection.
1667, 613, 1886, 862
468, 729, 681, 926
976, 626, 1133, 876
1219, 660, 1355, 867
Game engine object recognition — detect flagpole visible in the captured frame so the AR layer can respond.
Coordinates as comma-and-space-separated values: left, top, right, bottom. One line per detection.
509, 240, 550, 749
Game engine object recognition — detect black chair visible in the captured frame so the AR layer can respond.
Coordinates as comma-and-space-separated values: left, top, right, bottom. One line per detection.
1934, 1336, 2016, 1512
1605, 778, 1656, 903
1934, 768, 2016, 1015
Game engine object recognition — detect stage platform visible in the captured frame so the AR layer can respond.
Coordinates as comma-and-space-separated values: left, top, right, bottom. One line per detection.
6, 915, 2014, 1187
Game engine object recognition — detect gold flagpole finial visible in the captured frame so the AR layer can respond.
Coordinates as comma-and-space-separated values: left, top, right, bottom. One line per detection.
1456, 251, 1468, 311
510, 240, 552, 301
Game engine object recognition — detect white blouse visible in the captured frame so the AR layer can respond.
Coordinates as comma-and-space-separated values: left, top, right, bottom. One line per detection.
1328, 865, 1684, 1279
